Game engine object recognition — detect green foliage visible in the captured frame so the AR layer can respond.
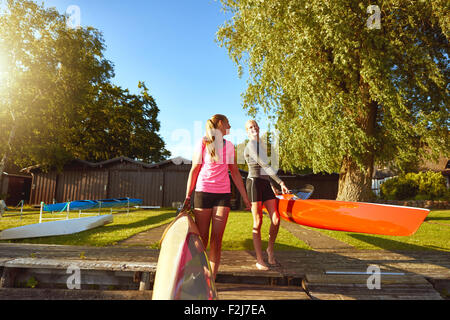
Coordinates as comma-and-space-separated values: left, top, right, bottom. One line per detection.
380, 171, 449, 200
380, 175, 419, 200
0, 0, 170, 172
25, 276, 38, 289
217, 0, 449, 199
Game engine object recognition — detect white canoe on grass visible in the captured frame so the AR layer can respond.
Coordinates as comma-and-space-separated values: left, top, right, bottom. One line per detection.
0, 215, 113, 240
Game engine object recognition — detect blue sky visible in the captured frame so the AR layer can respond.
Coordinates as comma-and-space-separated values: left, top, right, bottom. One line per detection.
39, 0, 269, 160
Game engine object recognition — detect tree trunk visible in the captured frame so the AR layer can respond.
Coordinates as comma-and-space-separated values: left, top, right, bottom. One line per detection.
336, 79, 378, 202
336, 155, 374, 202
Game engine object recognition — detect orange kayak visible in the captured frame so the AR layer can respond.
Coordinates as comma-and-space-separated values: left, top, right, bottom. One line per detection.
275, 194, 430, 236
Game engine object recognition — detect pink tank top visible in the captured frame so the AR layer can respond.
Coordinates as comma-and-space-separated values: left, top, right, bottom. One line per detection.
195, 139, 235, 194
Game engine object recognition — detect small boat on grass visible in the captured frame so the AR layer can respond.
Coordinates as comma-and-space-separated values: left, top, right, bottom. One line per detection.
152, 209, 217, 300
0, 214, 113, 240
43, 198, 143, 212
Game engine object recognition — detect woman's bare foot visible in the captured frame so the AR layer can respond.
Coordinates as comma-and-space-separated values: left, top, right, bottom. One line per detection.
266, 249, 277, 265
255, 262, 269, 271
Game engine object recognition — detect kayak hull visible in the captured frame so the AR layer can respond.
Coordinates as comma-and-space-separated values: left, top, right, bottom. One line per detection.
0, 215, 113, 240
152, 212, 217, 300
276, 195, 430, 236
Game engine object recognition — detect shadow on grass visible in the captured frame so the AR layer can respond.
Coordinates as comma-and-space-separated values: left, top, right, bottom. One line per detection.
4, 211, 176, 246
425, 216, 450, 222
349, 233, 449, 252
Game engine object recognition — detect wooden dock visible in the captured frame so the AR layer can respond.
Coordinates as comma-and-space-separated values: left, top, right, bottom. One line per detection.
0, 243, 448, 300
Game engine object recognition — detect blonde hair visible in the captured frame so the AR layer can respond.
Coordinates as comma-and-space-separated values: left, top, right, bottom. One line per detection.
245, 120, 259, 131
205, 114, 228, 162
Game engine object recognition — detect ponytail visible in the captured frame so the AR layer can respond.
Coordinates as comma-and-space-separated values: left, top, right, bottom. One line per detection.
204, 114, 228, 163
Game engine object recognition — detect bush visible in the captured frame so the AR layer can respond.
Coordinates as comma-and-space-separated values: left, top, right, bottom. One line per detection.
380, 176, 418, 200
380, 171, 449, 200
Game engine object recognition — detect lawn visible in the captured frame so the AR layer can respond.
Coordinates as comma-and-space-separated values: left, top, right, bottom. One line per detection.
222, 211, 311, 251
307, 210, 450, 252
0, 208, 175, 246
1, 207, 448, 252
0, 207, 311, 250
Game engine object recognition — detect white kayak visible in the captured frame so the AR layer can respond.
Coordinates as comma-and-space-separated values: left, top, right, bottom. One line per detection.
0, 215, 113, 240
152, 211, 217, 300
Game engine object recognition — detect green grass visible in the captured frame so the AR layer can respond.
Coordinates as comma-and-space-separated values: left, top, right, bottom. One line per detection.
0, 208, 311, 250
306, 210, 450, 252
0, 208, 175, 246
1, 207, 448, 252
222, 211, 311, 251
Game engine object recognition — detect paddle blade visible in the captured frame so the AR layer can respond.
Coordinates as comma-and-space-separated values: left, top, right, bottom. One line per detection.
293, 184, 315, 200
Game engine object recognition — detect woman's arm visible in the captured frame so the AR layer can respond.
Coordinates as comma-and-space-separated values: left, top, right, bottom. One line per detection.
228, 163, 251, 211
184, 163, 202, 209
247, 141, 289, 193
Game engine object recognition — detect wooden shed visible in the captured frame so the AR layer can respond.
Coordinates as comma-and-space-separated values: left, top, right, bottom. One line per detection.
0, 173, 32, 206
234, 170, 339, 208
22, 157, 339, 209
277, 170, 339, 200
22, 157, 194, 208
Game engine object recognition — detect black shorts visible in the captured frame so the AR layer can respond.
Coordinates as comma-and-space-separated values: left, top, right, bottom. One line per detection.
194, 192, 231, 209
246, 177, 277, 203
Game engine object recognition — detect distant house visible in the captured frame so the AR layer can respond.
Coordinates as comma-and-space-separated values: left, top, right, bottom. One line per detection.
372, 156, 450, 196
419, 157, 450, 188
372, 167, 396, 196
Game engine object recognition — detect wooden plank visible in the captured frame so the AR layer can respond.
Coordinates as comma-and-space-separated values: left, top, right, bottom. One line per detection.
0, 258, 11, 267
0, 244, 448, 301
4, 258, 157, 272
216, 283, 309, 300
0, 267, 18, 288
308, 293, 442, 300
304, 283, 443, 300
12, 268, 141, 290
0, 288, 153, 300
304, 271, 444, 300
138, 272, 151, 291
306, 274, 430, 285
425, 278, 450, 299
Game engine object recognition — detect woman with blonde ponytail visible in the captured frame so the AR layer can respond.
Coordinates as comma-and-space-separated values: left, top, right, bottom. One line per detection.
204, 118, 221, 163
185, 114, 251, 279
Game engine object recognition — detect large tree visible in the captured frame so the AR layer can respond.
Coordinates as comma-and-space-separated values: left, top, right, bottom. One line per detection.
217, 0, 449, 201
69, 81, 171, 163
0, 0, 169, 179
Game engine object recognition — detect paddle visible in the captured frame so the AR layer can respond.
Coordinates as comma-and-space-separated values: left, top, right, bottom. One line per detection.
290, 184, 315, 200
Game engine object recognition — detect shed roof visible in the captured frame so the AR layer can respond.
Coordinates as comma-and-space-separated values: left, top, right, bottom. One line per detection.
21, 156, 192, 173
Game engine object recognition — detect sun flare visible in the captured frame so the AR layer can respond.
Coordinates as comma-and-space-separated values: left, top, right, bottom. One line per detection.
0, 52, 8, 85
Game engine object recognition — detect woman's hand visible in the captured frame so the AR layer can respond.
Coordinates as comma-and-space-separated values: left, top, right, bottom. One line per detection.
243, 197, 251, 211
229, 162, 252, 212
182, 197, 191, 210
280, 182, 290, 194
